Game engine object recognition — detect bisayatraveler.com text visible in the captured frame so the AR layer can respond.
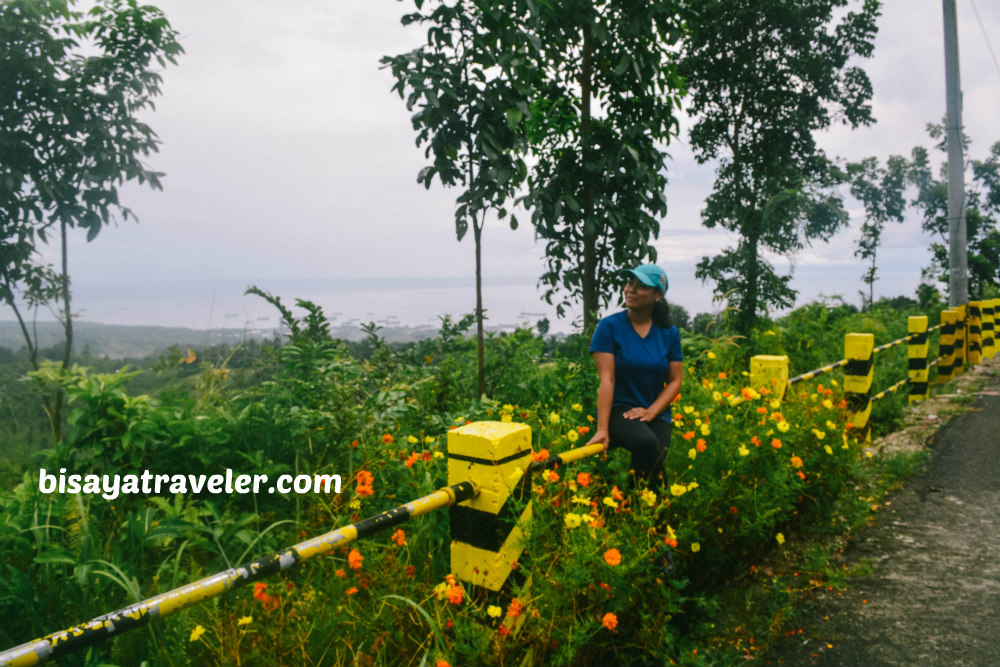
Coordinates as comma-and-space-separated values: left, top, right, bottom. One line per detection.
38, 468, 342, 500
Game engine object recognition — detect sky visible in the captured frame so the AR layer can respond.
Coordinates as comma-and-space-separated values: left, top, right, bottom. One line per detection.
24, 0, 1000, 333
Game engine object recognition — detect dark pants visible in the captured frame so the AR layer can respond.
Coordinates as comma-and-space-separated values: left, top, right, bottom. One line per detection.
609, 406, 672, 484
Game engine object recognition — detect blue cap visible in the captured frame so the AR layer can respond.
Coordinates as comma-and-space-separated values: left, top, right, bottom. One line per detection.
623, 264, 668, 292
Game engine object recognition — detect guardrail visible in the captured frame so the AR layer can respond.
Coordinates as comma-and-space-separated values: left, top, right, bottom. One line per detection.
3, 300, 995, 666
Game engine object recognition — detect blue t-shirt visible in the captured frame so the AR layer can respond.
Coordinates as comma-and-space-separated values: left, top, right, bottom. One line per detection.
589, 311, 683, 423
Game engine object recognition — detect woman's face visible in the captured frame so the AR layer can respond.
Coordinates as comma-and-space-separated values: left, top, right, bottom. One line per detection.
624, 277, 660, 309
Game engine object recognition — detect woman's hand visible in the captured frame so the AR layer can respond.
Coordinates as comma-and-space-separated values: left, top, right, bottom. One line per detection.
586, 428, 611, 453
623, 406, 656, 422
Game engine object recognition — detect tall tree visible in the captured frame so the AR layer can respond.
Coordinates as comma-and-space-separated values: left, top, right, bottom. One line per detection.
910, 128, 1000, 300
847, 155, 908, 309
679, 0, 880, 335
515, 0, 686, 332
383, 0, 532, 397
0, 0, 182, 442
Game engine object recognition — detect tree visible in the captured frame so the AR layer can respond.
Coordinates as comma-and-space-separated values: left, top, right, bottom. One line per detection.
679, 0, 880, 335
846, 155, 908, 310
383, 0, 532, 397
514, 0, 686, 332
0, 0, 182, 442
910, 127, 1000, 300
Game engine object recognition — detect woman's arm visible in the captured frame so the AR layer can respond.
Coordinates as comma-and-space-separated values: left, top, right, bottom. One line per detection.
586, 351, 615, 452
623, 360, 683, 422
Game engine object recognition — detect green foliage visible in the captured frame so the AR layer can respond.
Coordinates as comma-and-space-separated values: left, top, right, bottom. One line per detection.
911, 129, 1000, 300
0, 295, 964, 665
681, 0, 880, 334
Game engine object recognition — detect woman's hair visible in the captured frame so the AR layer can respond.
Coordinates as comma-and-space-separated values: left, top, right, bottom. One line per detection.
653, 297, 672, 329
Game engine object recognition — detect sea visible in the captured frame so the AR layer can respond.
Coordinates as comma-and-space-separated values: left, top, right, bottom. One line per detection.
61, 275, 584, 336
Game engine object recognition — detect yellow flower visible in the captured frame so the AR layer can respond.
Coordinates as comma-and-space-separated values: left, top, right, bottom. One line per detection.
683, 405, 695, 414
687, 481, 699, 490
738, 445, 750, 456
502, 404, 515, 411
822, 399, 834, 409
567, 429, 579, 443
237, 615, 252, 626
564, 513, 583, 529
830, 379, 839, 386
826, 420, 837, 430
777, 421, 791, 433
769, 398, 782, 409
501, 413, 513, 423
548, 411, 560, 424
433, 450, 444, 459
812, 429, 826, 440
407, 435, 419, 444
640, 489, 657, 507
707, 350, 717, 359
776, 533, 785, 545
726, 414, 734, 422
434, 582, 448, 600
349, 498, 361, 510
571, 403, 583, 412
824, 445, 833, 455
424, 435, 436, 444
700, 423, 711, 436
572, 494, 590, 506
691, 542, 701, 553
454, 416, 466, 424
602, 496, 619, 509
189, 625, 207, 642
487, 605, 502, 618
688, 448, 697, 460
670, 484, 687, 497
712, 391, 723, 402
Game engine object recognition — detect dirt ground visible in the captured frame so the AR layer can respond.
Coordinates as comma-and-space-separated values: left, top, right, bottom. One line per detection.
766, 354, 1000, 667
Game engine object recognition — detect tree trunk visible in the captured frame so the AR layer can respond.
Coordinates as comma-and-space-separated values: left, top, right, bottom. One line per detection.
474, 215, 486, 398
580, 26, 597, 334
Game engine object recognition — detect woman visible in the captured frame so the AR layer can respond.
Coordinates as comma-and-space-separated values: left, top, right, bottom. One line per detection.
585, 263, 683, 485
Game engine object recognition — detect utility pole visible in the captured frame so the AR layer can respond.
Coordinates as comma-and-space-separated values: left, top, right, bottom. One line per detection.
943, 0, 968, 306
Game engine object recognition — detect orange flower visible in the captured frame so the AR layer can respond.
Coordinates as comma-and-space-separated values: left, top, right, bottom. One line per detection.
391, 529, 406, 546
446, 585, 463, 605
602, 612, 619, 630
404, 452, 418, 468
604, 548, 622, 566
790, 456, 803, 468
576, 472, 592, 487
577, 426, 590, 435
771, 438, 783, 449
348, 548, 363, 570
436, 661, 452, 667
682, 431, 695, 440
345, 587, 358, 595
507, 599, 523, 618
611, 486, 623, 502
751, 436, 761, 446
253, 582, 268, 601
695, 439, 707, 452
356, 470, 374, 497
381, 433, 394, 444
718, 372, 727, 379
335, 569, 346, 578
797, 470, 807, 480
531, 449, 550, 462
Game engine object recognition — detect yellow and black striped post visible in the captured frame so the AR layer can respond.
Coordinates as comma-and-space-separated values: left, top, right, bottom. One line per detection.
448, 421, 533, 592
968, 302, 982, 365
984, 298, 996, 360
844, 333, 874, 442
750, 355, 790, 401
907, 316, 930, 404
938, 309, 958, 383
952, 305, 967, 376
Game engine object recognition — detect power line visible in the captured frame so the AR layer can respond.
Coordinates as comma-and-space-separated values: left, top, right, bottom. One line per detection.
968, 0, 1000, 79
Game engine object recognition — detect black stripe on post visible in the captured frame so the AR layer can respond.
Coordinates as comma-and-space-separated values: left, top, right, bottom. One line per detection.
846, 356, 873, 376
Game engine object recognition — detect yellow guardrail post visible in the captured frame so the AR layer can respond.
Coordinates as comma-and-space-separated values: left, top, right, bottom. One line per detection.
448, 421, 533, 593
844, 333, 874, 442
983, 298, 996, 360
938, 309, 958, 383
968, 301, 982, 365
952, 305, 967, 375
749, 355, 789, 402
907, 316, 930, 403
